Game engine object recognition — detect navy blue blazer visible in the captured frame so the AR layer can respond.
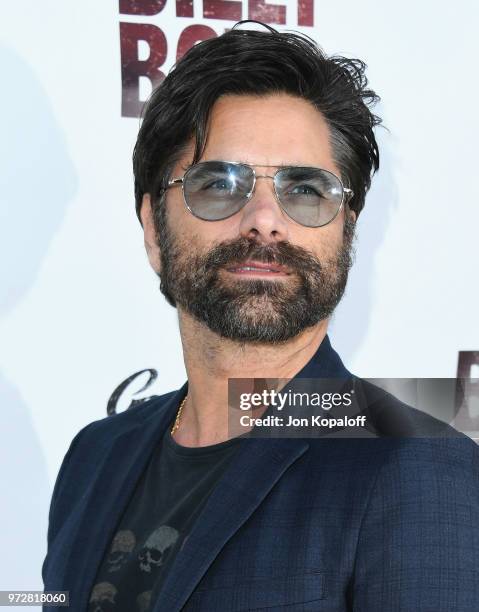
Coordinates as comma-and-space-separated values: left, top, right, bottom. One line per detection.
42, 335, 479, 611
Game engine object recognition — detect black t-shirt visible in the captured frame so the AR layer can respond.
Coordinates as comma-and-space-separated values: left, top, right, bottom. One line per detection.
88, 413, 243, 612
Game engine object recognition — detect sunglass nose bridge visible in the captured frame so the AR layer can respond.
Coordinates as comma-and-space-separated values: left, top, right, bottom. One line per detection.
247, 173, 278, 200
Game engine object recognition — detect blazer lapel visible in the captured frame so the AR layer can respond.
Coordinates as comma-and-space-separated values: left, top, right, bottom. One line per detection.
151, 436, 310, 612
60, 386, 184, 611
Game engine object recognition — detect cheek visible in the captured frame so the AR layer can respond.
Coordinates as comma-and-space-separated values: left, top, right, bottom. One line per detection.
289, 224, 343, 261
167, 194, 243, 248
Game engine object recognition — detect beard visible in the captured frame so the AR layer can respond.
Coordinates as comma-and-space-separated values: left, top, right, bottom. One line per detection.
153, 201, 356, 343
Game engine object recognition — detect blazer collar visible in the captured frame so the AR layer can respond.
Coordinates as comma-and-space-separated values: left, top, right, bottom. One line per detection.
293, 333, 351, 380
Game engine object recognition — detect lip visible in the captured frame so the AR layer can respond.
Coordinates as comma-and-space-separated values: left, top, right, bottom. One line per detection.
225, 260, 291, 276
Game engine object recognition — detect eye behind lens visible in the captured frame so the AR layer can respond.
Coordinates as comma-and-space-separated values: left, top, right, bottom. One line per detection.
182, 161, 254, 221
275, 167, 345, 228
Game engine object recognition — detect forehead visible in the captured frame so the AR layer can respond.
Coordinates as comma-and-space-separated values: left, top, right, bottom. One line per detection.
178, 93, 337, 173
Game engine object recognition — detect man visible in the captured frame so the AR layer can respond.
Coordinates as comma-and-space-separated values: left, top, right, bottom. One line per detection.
42, 22, 479, 611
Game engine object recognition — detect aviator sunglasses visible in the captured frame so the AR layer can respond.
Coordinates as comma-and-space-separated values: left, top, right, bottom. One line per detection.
162, 161, 354, 228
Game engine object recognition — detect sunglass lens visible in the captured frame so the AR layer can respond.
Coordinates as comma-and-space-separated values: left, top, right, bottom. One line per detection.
183, 162, 254, 221
275, 167, 344, 227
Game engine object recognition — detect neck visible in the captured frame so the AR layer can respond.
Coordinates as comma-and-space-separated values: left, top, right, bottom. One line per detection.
172, 308, 329, 447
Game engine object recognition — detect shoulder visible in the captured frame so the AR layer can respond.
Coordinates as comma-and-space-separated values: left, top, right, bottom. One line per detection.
303, 430, 478, 510
364, 435, 479, 489
344, 436, 479, 527
71, 389, 178, 450
50, 389, 180, 501
45, 390, 181, 543
377, 435, 479, 497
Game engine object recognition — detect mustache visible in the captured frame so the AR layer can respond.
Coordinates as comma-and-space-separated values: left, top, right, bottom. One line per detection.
199, 237, 323, 275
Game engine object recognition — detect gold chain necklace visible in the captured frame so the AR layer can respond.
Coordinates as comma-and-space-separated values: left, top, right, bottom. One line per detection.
171, 395, 188, 435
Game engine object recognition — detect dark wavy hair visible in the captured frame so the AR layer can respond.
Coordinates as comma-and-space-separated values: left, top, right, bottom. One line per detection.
133, 21, 381, 224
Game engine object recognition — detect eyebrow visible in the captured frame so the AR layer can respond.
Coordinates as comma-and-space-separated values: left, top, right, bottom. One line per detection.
232, 160, 307, 167
187, 160, 313, 168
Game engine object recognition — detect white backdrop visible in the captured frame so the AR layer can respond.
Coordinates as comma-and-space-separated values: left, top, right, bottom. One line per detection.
1, 0, 478, 599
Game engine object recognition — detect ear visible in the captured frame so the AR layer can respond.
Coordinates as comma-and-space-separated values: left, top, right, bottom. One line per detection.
140, 193, 162, 274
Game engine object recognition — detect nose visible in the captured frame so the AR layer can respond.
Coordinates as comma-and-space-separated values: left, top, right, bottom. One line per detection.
238, 176, 290, 244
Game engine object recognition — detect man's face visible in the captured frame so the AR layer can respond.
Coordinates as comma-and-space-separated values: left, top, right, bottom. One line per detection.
141, 93, 356, 343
